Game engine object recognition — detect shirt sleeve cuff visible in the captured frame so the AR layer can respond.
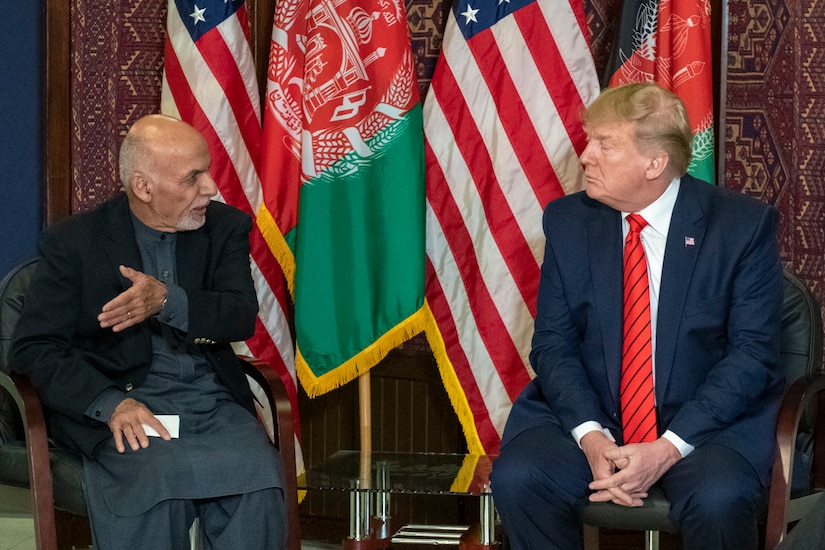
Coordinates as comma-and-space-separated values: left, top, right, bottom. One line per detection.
155, 283, 189, 332
85, 388, 128, 424
571, 421, 616, 448
662, 429, 695, 457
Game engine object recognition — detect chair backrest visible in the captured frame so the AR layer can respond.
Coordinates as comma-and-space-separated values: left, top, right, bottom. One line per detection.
0, 257, 39, 443
779, 270, 823, 496
0, 257, 39, 370
780, 269, 824, 386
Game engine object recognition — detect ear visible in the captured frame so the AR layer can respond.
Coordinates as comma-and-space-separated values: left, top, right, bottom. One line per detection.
645, 151, 669, 180
130, 172, 153, 204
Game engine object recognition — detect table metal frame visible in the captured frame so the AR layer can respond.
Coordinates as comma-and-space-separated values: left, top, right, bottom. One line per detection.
298, 451, 499, 549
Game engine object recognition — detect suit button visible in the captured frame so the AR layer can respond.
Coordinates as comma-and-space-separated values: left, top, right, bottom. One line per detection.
125, 383, 134, 392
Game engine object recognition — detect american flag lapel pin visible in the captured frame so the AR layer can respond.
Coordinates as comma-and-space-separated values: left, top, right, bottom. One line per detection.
684, 236, 695, 247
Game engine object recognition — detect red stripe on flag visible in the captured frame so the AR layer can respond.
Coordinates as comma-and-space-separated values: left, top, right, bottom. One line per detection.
235, 4, 252, 43
258, 6, 308, 242
514, 3, 590, 160
426, 142, 533, 402
426, 260, 501, 448
569, 0, 590, 45
162, 49, 254, 215
465, 22, 566, 209
192, 30, 262, 173
431, 61, 541, 313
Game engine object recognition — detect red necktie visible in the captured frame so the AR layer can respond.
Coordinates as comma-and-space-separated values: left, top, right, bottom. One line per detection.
620, 214, 657, 444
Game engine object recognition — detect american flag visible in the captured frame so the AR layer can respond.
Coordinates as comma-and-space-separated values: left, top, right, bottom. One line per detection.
160, 0, 303, 468
423, 0, 599, 454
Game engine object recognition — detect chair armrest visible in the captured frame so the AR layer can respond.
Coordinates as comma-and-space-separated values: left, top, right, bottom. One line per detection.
0, 371, 59, 550
765, 372, 825, 549
238, 357, 301, 550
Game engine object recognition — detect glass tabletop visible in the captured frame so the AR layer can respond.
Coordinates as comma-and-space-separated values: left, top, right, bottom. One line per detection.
298, 450, 496, 496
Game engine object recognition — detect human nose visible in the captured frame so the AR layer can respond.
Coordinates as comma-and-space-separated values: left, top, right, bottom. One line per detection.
580, 141, 595, 166
200, 172, 218, 197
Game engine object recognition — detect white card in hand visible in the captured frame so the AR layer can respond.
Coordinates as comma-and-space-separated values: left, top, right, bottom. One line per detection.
142, 414, 180, 438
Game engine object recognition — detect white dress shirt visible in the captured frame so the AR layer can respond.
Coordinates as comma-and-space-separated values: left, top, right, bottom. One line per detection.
572, 178, 695, 457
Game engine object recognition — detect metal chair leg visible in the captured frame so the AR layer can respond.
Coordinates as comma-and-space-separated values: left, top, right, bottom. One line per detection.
644, 529, 659, 550
190, 517, 203, 550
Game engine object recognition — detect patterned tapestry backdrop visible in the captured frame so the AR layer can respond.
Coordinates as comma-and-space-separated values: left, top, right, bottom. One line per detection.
69, 0, 825, 329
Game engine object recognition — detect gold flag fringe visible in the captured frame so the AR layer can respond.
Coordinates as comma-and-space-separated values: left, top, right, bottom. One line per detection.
450, 453, 480, 493
256, 203, 297, 296
422, 302, 486, 456
296, 306, 430, 397
293, 301, 488, 457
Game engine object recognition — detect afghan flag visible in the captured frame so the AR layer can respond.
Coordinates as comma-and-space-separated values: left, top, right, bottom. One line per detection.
258, 0, 427, 395
605, 0, 715, 183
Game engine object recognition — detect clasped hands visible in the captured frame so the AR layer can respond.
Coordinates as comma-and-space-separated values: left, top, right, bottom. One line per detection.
98, 265, 167, 332
581, 431, 681, 507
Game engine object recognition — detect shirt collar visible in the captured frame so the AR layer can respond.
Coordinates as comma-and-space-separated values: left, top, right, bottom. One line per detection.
624, 177, 680, 237
130, 210, 176, 243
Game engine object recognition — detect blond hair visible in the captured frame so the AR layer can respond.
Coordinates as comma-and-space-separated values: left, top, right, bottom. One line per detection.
583, 82, 693, 178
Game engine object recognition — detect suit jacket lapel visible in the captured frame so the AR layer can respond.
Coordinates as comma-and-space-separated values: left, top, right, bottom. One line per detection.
99, 195, 154, 349
656, 178, 707, 397
176, 227, 208, 291
102, 195, 143, 291
588, 205, 624, 410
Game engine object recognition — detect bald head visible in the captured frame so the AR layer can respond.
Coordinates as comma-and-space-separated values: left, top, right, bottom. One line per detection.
119, 114, 208, 189
119, 114, 217, 232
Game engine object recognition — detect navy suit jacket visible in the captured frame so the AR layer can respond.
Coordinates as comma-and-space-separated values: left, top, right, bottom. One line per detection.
502, 175, 784, 484
10, 194, 260, 458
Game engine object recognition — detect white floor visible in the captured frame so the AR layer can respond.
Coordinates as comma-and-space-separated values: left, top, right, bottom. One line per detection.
0, 517, 37, 550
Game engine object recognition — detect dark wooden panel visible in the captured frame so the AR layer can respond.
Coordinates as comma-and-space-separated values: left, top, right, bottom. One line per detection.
371, 348, 466, 454
248, 0, 276, 101
45, 0, 72, 225
298, 336, 465, 469
298, 336, 469, 541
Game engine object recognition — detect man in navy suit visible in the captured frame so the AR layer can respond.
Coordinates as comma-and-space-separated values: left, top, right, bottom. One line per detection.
490, 83, 784, 549
11, 115, 287, 549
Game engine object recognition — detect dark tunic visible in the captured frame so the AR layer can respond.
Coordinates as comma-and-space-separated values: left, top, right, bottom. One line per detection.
83, 219, 281, 517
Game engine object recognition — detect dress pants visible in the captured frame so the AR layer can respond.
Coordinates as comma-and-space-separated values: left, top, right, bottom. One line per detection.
490, 423, 763, 550
86, 486, 287, 550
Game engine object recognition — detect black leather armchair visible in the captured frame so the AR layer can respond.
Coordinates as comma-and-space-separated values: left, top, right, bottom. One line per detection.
582, 269, 825, 550
0, 258, 301, 550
